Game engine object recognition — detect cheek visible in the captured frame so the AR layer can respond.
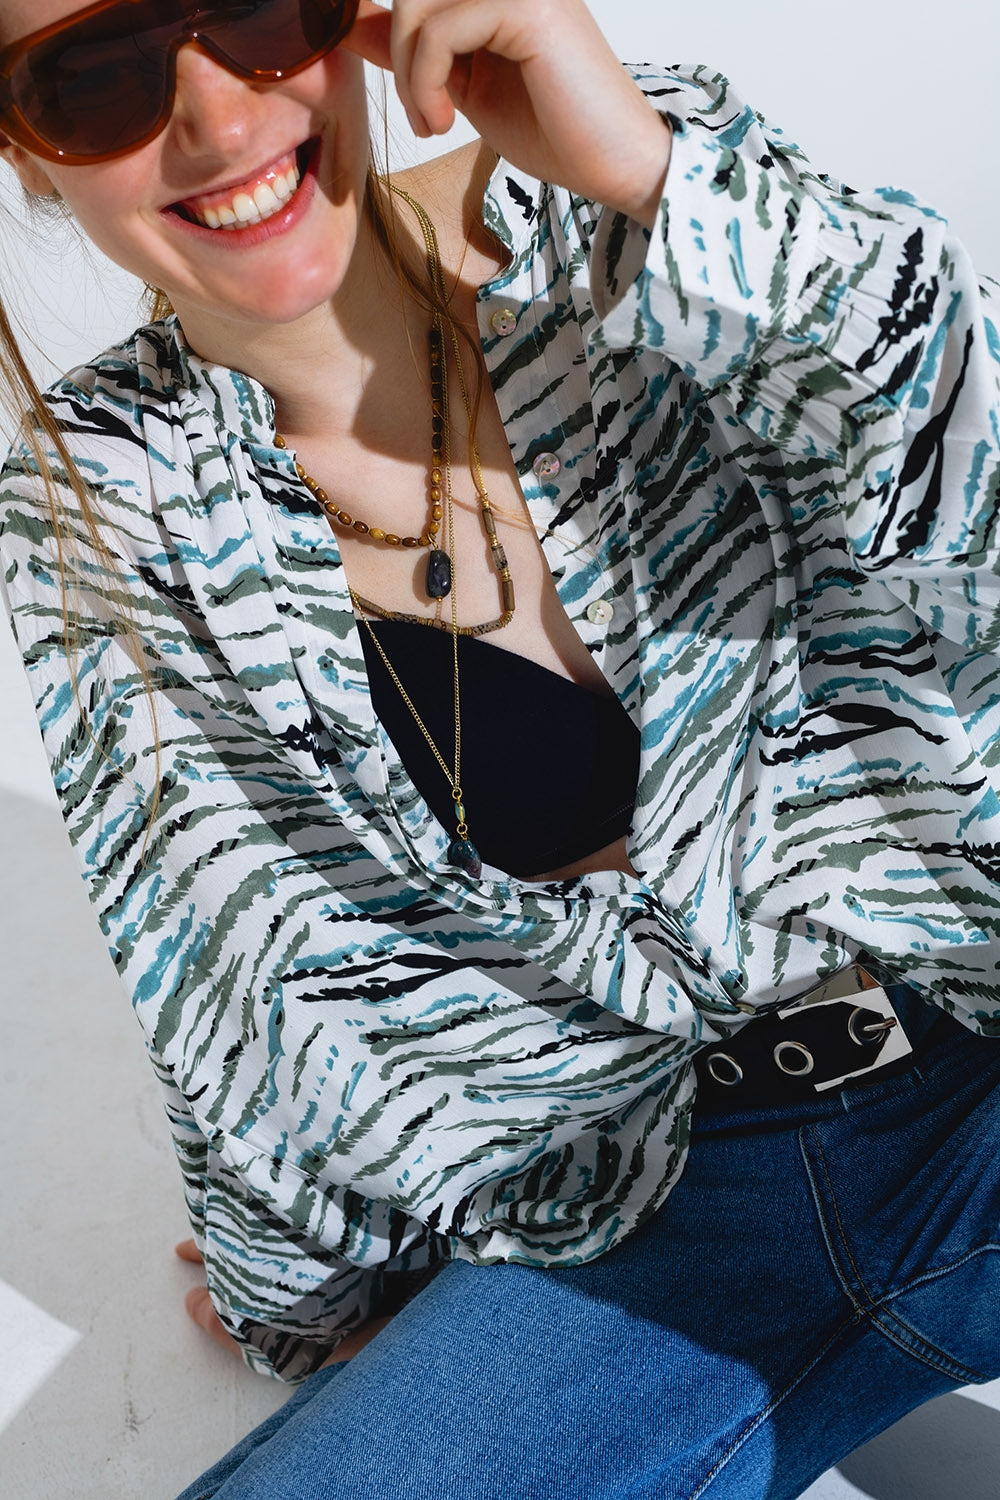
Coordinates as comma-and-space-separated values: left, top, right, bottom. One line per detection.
307, 47, 371, 153
48, 159, 156, 263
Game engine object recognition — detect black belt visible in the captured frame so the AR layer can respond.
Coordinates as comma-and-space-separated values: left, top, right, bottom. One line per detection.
695, 967, 944, 1111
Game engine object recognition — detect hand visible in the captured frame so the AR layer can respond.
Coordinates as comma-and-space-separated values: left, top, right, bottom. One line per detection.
174, 1240, 393, 1367
343, 0, 672, 226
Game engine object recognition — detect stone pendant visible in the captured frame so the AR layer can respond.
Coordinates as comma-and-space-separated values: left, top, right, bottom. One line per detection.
426, 549, 452, 600
448, 835, 483, 879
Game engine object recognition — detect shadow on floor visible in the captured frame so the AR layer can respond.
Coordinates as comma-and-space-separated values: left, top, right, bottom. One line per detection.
0, 785, 287, 1500
836, 1392, 1000, 1499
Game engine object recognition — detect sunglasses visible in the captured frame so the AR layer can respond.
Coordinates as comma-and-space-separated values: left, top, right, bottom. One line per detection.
0, 0, 360, 165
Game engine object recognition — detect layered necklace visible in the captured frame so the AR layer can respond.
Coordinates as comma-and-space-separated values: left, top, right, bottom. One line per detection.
275, 186, 515, 879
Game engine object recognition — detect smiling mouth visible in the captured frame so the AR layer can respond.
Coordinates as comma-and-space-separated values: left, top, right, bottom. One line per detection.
171, 141, 313, 230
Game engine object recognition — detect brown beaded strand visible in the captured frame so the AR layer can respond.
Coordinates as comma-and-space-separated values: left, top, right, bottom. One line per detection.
424, 322, 451, 600
273, 428, 444, 553
273, 434, 437, 552
351, 184, 515, 635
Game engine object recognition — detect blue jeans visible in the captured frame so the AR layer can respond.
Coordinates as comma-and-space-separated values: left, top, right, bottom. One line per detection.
177, 996, 1000, 1500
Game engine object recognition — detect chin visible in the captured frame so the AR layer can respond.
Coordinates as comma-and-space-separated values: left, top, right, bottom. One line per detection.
233, 282, 339, 326
171, 230, 356, 331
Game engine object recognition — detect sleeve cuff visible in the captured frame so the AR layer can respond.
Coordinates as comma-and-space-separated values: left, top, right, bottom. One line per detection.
588, 112, 949, 447
589, 115, 823, 386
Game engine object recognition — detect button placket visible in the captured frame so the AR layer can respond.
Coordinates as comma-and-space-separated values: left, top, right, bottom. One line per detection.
532, 452, 561, 481
489, 308, 518, 337
587, 598, 614, 626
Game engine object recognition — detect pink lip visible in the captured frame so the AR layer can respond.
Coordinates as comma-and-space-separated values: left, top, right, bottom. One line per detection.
175, 145, 299, 216
161, 137, 321, 248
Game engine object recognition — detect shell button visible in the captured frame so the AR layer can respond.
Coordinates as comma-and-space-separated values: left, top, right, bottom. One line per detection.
586, 599, 614, 626
532, 452, 561, 480
489, 308, 518, 337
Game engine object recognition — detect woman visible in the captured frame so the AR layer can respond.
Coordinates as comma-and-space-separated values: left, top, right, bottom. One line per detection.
1, 1, 998, 1496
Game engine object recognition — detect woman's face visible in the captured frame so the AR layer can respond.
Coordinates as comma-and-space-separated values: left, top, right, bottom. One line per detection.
0, 0, 372, 338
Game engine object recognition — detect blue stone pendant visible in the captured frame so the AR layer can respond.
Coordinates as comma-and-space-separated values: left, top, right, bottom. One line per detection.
448, 836, 483, 879
426, 549, 452, 599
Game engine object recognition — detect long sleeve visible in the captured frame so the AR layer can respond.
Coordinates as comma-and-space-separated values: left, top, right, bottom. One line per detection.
475, 71, 1000, 1022
0, 514, 446, 1378
150, 1047, 389, 1379
0, 365, 694, 1377
589, 66, 1000, 654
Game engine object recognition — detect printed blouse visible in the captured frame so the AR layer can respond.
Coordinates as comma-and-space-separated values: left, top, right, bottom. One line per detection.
3, 67, 1000, 1379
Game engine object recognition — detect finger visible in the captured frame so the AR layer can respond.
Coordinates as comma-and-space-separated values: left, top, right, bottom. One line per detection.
340, 0, 394, 71
407, 1, 516, 134
174, 1238, 203, 1263
185, 1286, 244, 1358
385, 0, 440, 137
347, 0, 439, 137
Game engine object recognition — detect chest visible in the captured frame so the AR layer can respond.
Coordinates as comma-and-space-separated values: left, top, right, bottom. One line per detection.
280, 343, 616, 697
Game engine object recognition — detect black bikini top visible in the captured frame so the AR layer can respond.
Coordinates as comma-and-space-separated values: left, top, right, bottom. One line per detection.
360, 619, 640, 879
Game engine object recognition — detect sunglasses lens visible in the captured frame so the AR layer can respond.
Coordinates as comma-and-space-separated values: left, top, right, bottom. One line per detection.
7, 0, 357, 162
208, 0, 355, 75
10, 4, 178, 159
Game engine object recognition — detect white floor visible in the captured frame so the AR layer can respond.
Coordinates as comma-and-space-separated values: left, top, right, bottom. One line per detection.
2, 606, 999, 1499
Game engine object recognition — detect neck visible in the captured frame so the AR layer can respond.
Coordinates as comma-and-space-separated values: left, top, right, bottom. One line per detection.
169, 140, 503, 444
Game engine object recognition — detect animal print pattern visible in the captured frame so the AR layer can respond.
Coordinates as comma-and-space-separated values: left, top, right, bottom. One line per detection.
2, 66, 999, 1378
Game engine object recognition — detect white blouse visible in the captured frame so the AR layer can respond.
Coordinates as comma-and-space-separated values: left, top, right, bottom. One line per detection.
2, 67, 999, 1378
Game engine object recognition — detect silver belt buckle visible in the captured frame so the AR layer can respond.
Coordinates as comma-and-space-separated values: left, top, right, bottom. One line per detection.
777, 965, 913, 1093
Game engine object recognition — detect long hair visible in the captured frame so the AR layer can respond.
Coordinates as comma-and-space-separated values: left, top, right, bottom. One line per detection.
0, 155, 487, 833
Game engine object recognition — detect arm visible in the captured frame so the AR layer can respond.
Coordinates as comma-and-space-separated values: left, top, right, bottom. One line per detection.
0, 431, 454, 1379
0, 374, 694, 1374
587, 67, 1000, 653
153, 1049, 402, 1378
347, 4, 1000, 654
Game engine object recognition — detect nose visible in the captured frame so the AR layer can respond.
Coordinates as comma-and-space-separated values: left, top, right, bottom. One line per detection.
167, 40, 270, 159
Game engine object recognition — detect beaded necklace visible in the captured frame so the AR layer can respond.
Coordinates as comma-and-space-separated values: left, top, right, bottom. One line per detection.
274, 433, 441, 556
277, 186, 511, 878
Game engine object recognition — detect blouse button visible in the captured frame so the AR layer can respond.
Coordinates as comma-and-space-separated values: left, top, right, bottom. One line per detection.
587, 599, 614, 626
532, 451, 561, 480
489, 308, 518, 337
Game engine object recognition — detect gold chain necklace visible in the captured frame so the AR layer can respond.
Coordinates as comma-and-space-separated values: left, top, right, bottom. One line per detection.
351, 184, 514, 635
274, 189, 516, 876
349, 185, 522, 878
277, 186, 515, 634
351, 261, 481, 875
353, 585, 479, 874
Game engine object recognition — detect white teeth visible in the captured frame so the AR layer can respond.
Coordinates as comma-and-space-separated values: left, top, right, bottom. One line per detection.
232, 191, 261, 225
191, 156, 302, 231
253, 182, 281, 215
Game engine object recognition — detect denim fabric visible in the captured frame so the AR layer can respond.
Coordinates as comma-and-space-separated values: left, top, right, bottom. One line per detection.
176, 1001, 1000, 1500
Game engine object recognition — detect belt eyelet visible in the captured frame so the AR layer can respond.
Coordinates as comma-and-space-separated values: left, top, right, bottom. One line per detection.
848, 1004, 898, 1047
706, 1052, 744, 1086
773, 1040, 815, 1076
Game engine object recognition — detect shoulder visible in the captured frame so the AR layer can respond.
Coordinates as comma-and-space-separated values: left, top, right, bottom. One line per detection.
3, 320, 187, 485
42, 319, 186, 426
1, 316, 276, 515
0, 322, 199, 582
